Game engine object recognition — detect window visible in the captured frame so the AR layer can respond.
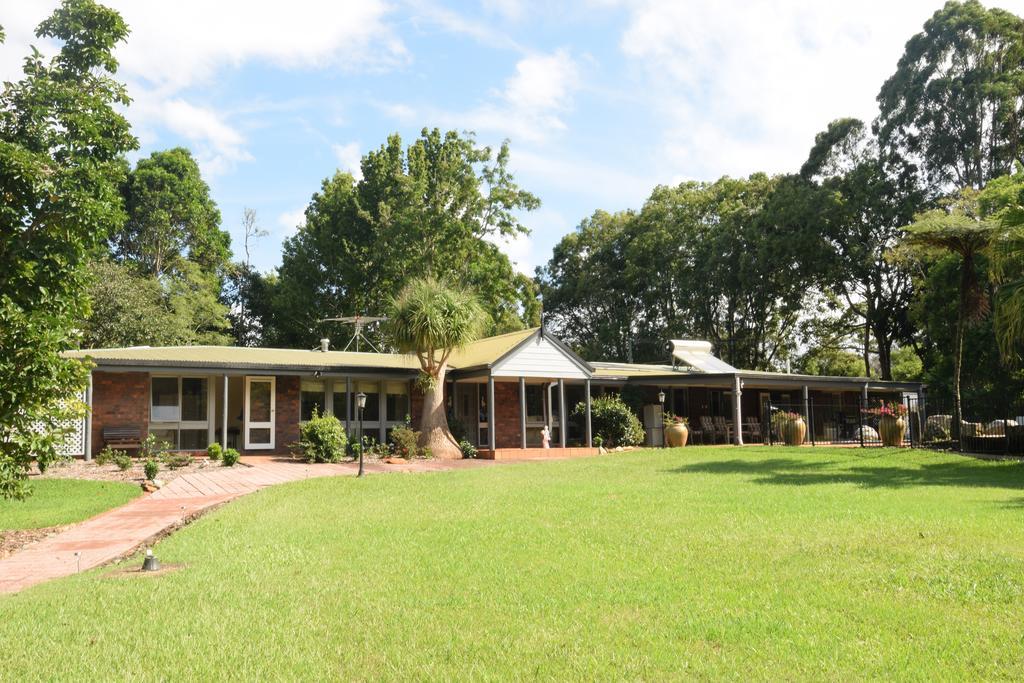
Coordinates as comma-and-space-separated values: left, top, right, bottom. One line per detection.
300, 379, 326, 421
150, 376, 209, 450
151, 377, 179, 422
525, 385, 545, 422
385, 381, 409, 422
354, 381, 379, 422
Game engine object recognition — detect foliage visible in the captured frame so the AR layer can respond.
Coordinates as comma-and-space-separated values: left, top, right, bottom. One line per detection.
795, 346, 864, 378
863, 401, 908, 418
390, 423, 425, 459
770, 411, 803, 433
143, 458, 159, 480
574, 395, 644, 447
161, 451, 192, 469
266, 129, 540, 348
979, 167, 1024, 363
876, 0, 1024, 191
113, 452, 132, 471
0, 0, 137, 499
889, 346, 924, 382
662, 413, 688, 427
95, 447, 127, 467
206, 443, 223, 461
293, 409, 347, 463
540, 174, 815, 370
458, 439, 478, 459
138, 434, 172, 462
221, 448, 239, 467
798, 118, 923, 379
111, 147, 228, 279
593, 435, 604, 449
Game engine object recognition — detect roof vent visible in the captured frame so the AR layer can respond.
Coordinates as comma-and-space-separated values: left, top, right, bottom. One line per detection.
319, 338, 330, 353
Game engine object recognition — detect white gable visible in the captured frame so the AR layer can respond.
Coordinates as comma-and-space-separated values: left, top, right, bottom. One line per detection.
491, 334, 589, 379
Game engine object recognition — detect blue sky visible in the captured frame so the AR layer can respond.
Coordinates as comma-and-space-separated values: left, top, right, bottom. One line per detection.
4, 0, 1021, 275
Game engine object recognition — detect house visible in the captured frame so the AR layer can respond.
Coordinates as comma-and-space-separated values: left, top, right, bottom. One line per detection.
65, 327, 923, 459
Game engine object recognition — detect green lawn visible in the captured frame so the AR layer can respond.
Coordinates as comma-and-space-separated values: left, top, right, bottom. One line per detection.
0, 479, 140, 531
2, 447, 1023, 680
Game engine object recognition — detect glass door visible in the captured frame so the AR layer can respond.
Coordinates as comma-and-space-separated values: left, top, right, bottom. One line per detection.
244, 376, 275, 450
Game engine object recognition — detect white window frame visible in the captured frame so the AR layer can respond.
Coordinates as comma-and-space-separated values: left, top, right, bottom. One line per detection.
149, 375, 212, 451
244, 376, 276, 450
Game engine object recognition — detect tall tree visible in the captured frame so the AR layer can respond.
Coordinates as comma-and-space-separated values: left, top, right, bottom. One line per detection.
903, 189, 997, 435
386, 277, 486, 459
271, 129, 540, 347
226, 208, 268, 347
0, 0, 136, 498
800, 118, 923, 379
112, 147, 228, 279
876, 0, 1024, 191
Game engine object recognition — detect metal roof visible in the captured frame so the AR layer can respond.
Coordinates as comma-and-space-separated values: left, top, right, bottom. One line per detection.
66, 327, 542, 374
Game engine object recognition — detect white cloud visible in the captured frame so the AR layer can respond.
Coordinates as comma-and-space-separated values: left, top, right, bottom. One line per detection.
0, 0, 407, 173
277, 208, 307, 235
332, 142, 364, 180
613, 0, 955, 179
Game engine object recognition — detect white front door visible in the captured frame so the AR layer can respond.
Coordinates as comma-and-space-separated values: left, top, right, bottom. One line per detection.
244, 376, 275, 450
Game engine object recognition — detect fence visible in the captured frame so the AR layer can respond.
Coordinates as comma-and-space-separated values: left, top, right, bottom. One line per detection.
757, 396, 1024, 455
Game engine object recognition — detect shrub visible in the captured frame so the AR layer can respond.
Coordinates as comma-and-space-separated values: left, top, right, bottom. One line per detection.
387, 423, 428, 462
222, 448, 240, 467
95, 446, 124, 466
143, 458, 159, 480
139, 434, 172, 461
161, 451, 192, 469
113, 452, 132, 471
573, 395, 644, 447
458, 439, 477, 459
206, 443, 223, 461
593, 435, 604, 449
294, 409, 348, 463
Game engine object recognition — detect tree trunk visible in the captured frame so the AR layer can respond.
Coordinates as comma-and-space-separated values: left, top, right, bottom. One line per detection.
952, 262, 968, 442
418, 364, 461, 459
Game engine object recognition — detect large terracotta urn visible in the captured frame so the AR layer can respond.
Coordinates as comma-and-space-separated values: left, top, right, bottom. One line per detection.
879, 415, 905, 447
665, 422, 689, 448
782, 416, 806, 446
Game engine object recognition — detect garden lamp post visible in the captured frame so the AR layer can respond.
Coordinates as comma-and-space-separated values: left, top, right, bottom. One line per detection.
658, 390, 666, 447
355, 391, 367, 478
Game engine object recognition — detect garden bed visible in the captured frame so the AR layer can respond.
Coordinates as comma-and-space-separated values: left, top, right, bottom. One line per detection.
33, 456, 223, 486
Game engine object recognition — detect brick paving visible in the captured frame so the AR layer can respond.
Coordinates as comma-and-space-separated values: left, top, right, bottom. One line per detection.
0, 455, 514, 595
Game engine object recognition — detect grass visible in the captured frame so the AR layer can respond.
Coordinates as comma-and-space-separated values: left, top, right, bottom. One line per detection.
0, 479, 141, 531
2, 447, 1023, 680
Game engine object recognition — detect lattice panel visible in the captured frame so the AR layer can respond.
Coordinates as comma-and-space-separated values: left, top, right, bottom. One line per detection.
29, 391, 87, 456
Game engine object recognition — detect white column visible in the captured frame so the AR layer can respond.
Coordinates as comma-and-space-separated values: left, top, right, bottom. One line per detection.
802, 385, 810, 439
546, 382, 553, 430
84, 371, 93, 461
558, 378, 567, 448
487, 375, 496, 451
379, 379, 386, 443
732, 375, 744, 445
221, 374, 228, 450
862, 382, 869, 405
519, 376, 527, 449
345, 377, 352, 432
585, 379, 592, 448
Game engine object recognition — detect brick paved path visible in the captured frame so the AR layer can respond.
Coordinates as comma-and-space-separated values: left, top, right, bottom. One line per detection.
0, 456, 499, 595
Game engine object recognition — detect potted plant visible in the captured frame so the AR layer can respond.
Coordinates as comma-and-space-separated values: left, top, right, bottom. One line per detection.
663, 413, 689, 447
772, 410, 806, 446
867, 401, 908, 447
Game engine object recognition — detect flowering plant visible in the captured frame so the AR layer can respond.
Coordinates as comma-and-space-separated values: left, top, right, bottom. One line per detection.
770, 410, 803, 431
863, 401, 908, 418
663, 412, 689, 427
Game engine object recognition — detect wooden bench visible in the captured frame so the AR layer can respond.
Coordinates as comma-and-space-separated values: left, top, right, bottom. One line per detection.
103, 426, 142, 451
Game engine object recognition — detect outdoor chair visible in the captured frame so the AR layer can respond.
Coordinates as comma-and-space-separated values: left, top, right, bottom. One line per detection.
700, 416, 719, 444
713, 415, 733, 443
742, 416, 762, 443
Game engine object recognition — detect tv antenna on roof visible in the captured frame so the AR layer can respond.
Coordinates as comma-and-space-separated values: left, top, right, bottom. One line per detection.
319, 315, 387, 353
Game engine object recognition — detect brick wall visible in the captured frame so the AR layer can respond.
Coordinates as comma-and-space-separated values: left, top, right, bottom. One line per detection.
272, 375, 300, 456
91, 371, 149, 456
493, 381, 522, 448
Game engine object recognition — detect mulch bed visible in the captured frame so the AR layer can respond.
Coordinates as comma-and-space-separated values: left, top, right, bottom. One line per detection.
31, 457, 223, 485
1, 525, 67, 560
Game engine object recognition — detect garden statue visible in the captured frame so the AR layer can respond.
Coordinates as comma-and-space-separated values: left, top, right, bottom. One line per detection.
541, 425, 551, 448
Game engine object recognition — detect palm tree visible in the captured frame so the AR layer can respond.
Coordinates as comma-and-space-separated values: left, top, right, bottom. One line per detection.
903, 190, 996, 436
387, 277, 486, 459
